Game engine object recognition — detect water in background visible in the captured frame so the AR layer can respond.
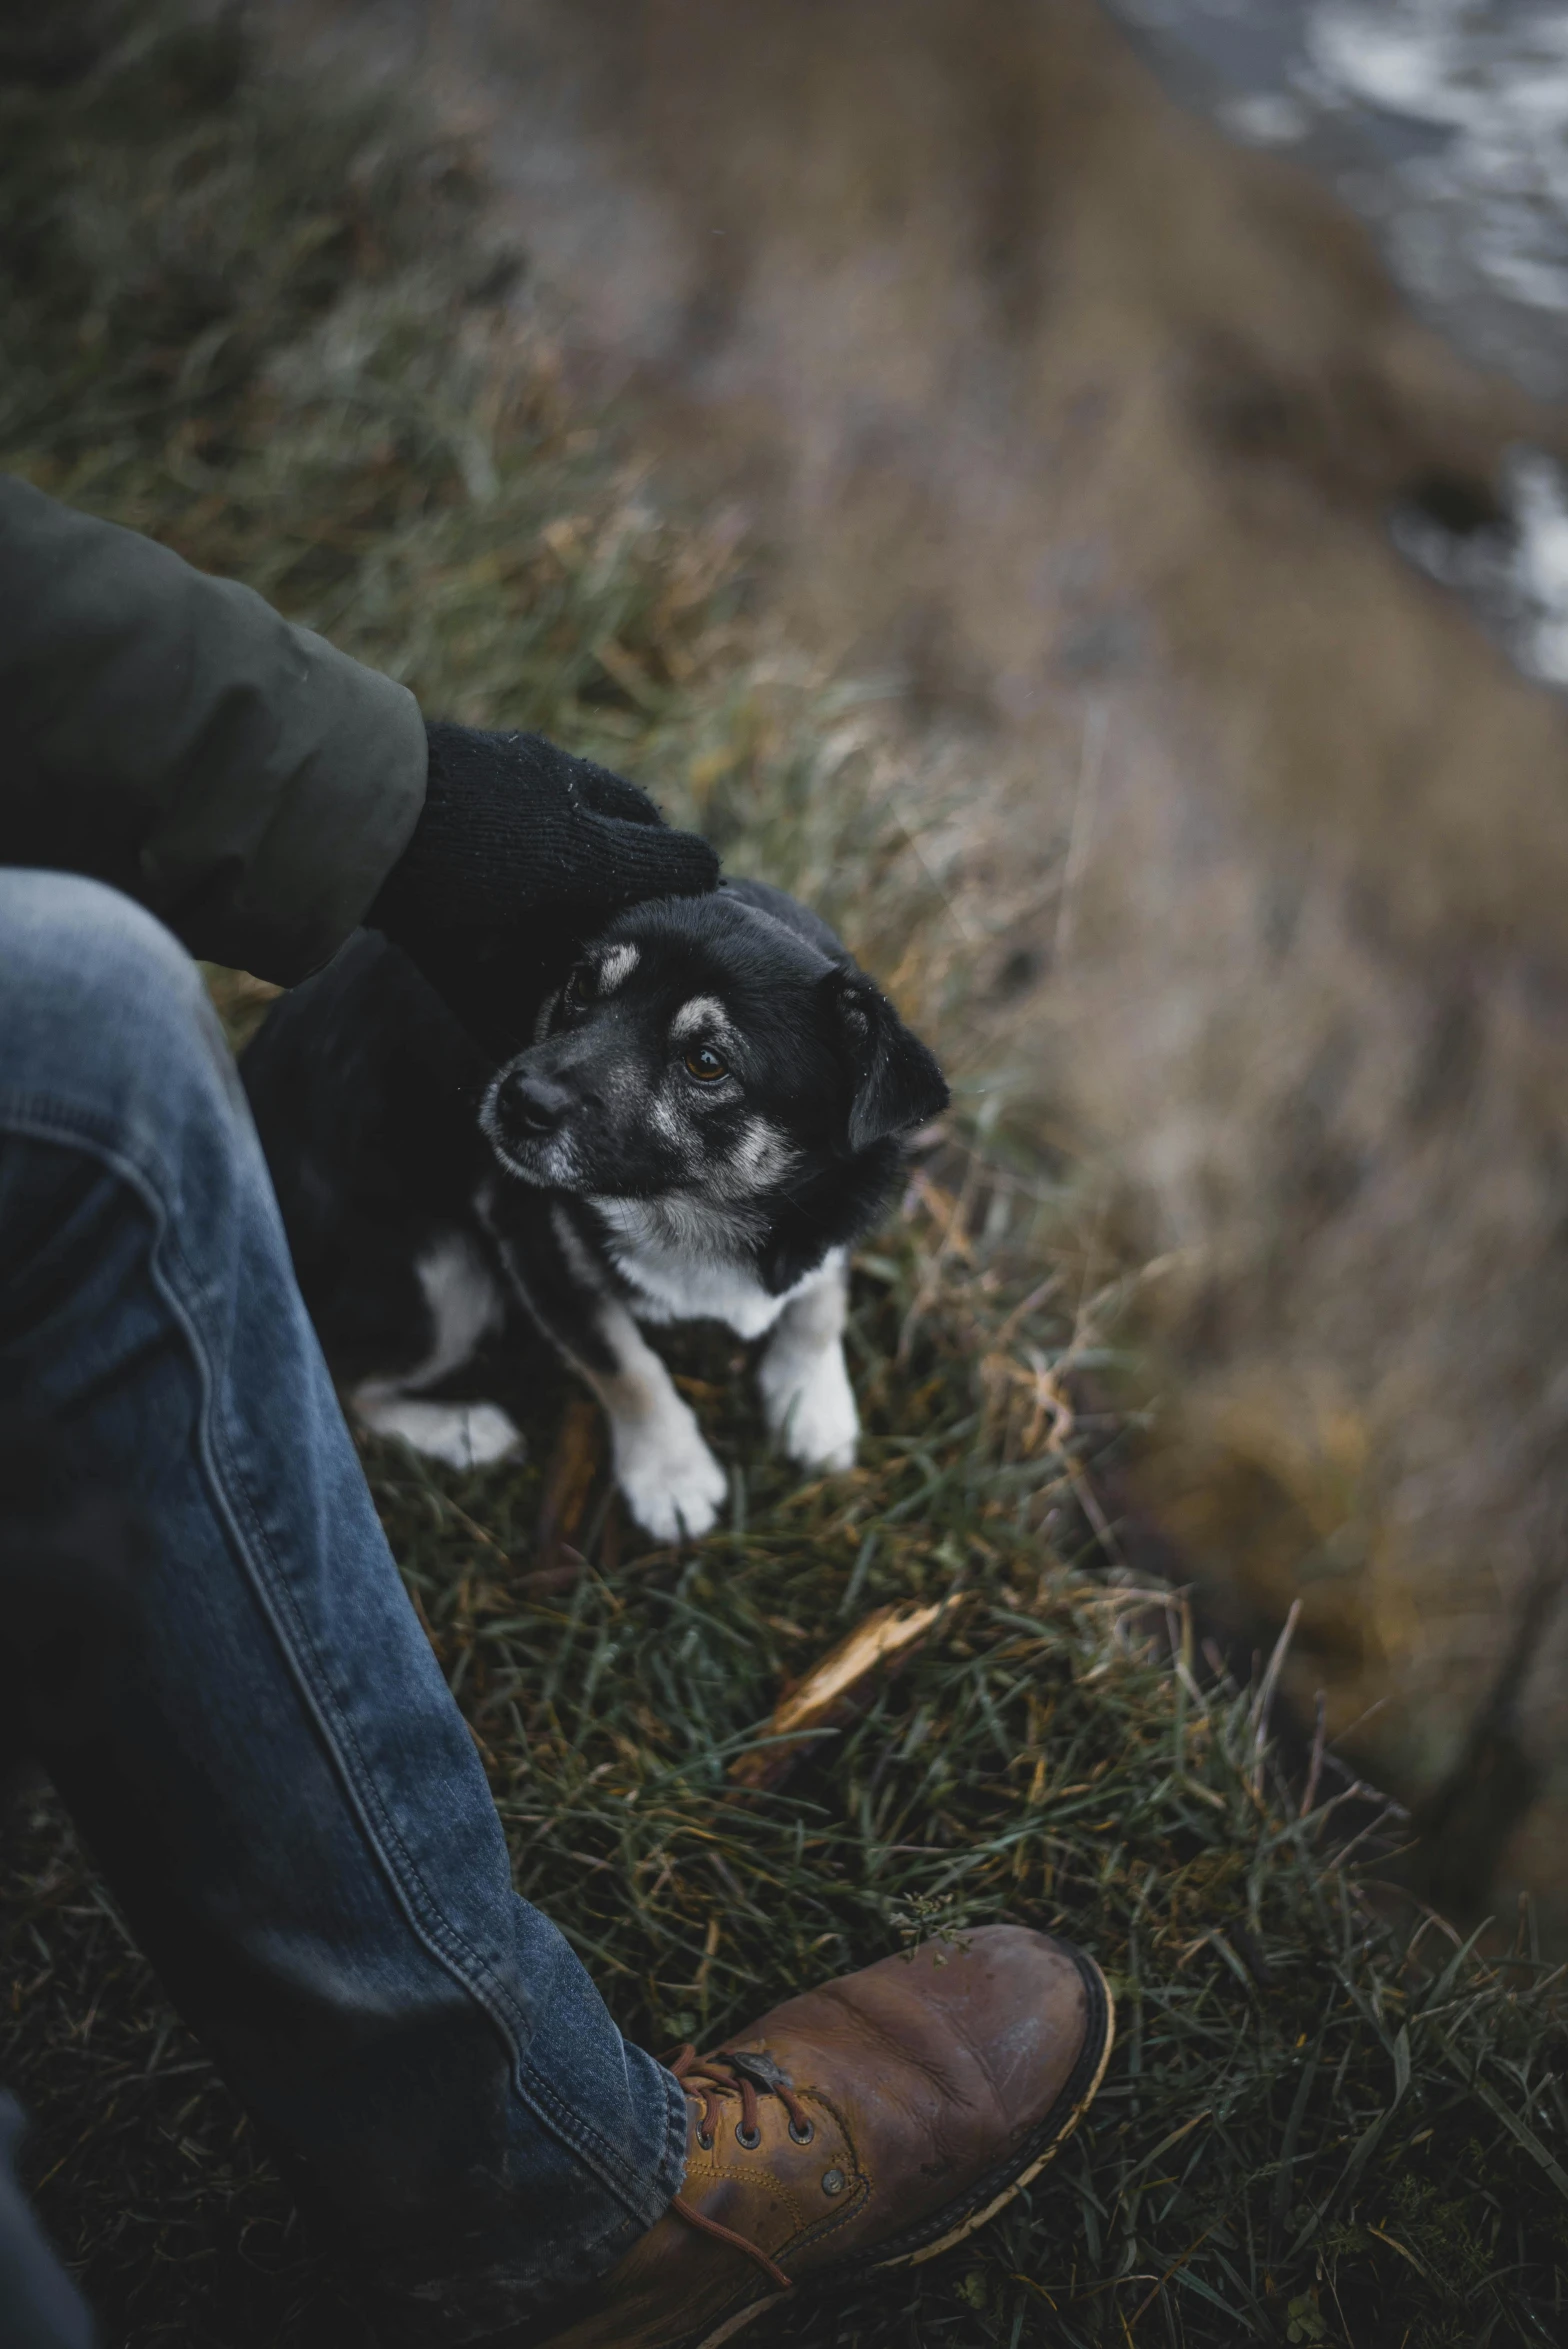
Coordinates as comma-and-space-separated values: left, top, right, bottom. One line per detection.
1106, 0, 1568, 682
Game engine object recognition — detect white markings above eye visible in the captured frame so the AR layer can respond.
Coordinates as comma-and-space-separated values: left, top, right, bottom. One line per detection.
671, 995, 728, 1042
597, 943, 640, 994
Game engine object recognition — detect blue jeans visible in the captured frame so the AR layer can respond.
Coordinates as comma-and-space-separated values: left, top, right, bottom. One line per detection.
0, 2097, 95, 2349
0, 873, 687, 2343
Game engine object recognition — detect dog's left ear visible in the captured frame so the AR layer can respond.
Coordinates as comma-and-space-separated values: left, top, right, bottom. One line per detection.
824, 968, 949, 1151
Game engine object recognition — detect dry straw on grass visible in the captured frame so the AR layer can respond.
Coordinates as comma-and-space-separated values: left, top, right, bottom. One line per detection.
1, 9, 1565, 2344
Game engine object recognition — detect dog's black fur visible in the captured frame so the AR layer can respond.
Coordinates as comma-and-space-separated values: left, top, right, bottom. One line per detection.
241, 879, 948, 1538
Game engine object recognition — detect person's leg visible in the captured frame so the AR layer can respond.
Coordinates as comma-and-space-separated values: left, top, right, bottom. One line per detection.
0, 2097, 96, 2349
0, 874, 685, 2340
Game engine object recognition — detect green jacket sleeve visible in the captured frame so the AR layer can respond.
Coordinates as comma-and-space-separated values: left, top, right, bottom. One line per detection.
0, 473, 428, 983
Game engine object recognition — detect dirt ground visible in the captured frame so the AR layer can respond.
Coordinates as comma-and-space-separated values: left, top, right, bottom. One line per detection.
271, 0, 1568, 1936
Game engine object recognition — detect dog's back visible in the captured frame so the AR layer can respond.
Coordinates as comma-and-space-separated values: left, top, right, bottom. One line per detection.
242, 930, 496, 1392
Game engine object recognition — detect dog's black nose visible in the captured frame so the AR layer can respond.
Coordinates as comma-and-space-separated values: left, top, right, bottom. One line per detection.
495, 1068, 571, 1137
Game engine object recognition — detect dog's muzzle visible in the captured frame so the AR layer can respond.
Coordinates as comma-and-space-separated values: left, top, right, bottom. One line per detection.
489, 1065, 572, 1141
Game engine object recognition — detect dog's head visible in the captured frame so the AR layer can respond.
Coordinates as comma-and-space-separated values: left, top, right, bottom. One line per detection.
479, 886, 948, 1203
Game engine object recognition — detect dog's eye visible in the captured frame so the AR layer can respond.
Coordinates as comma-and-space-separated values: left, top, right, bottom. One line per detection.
562, 967, 590, 1012
684, 1045, 729, 1083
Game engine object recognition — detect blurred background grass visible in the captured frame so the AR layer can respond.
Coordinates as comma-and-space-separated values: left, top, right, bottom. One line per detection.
297, 0, 1568, 1941
1, 8, 1566, 2346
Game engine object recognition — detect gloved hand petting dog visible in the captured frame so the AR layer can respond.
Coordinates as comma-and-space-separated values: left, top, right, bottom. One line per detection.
245, 741, 947, 1541
370, 721, 720, 1053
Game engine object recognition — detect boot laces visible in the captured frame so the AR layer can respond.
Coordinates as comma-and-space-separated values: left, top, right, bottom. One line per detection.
667, 2045, 815, 2294
669, 2045, 813, 2148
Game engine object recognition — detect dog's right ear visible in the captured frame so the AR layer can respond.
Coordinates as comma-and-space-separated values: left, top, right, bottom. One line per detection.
823, 967, 949, 1152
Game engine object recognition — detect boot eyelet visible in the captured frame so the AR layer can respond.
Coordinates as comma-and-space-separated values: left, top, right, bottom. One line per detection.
789, 2118, 815, 2146
735, 2123, 762, 2150
821, 2167, 847, 2197
697, 2131, 714, 2152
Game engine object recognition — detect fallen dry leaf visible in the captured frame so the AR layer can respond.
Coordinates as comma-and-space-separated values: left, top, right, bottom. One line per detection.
728, 1597, 962, 1792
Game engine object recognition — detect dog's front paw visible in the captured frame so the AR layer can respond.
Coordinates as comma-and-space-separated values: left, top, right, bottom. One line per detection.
760, 1343, 860, 1473
611, 1397, 728, 1541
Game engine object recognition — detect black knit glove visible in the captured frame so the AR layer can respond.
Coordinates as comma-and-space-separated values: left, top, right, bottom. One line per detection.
369, 722, 719, 1052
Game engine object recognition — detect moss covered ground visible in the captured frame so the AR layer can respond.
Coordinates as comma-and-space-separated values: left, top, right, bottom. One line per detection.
1, 9, 1565, 2343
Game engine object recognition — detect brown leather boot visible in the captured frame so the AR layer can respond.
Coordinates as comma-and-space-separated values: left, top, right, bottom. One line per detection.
535, 1925, 1113, 2349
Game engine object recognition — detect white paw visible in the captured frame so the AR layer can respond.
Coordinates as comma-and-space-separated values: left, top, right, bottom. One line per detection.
611, 1397, 728, 1541
354, 1396, 524, 1473
760, 1344, 860, 1472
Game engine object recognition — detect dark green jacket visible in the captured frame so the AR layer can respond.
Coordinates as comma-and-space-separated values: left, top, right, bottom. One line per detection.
0, 474, 427, 982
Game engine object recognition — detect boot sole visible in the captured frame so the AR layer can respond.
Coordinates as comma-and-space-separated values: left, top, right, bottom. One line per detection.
691, 1945, 1117, 2349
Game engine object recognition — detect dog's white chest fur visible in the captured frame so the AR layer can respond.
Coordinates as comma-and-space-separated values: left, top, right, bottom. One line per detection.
589, 1197, 841, 1339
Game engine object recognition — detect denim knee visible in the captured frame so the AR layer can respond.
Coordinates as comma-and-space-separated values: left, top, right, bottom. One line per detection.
0, 872, 248, 1179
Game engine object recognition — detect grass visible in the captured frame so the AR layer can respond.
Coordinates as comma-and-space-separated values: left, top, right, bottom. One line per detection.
1, 8, 1566, 2344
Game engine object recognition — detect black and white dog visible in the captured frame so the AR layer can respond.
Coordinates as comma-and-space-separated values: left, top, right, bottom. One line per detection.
242, 880, 948, 1541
